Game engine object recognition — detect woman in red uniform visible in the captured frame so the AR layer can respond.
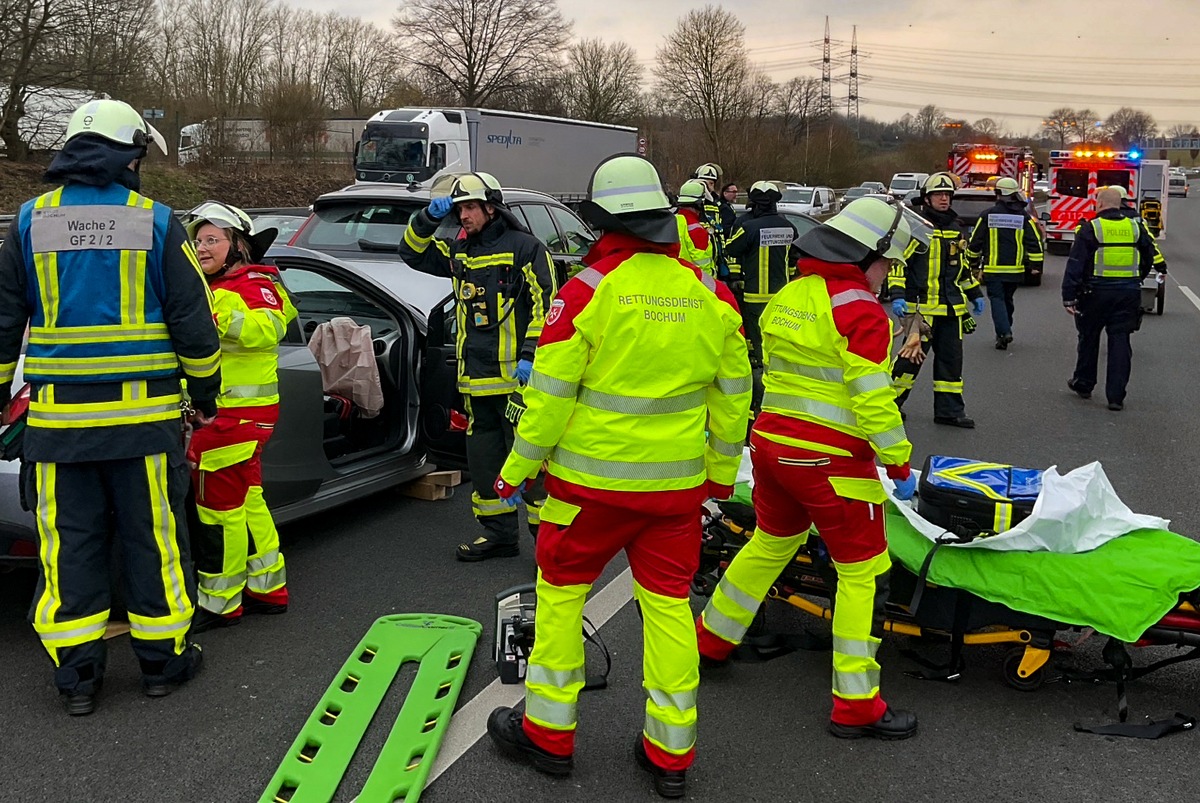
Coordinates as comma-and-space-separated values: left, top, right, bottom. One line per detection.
183, 202, 297, 632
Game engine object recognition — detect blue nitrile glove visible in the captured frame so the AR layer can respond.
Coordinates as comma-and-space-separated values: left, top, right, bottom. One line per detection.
515, 359, 533, 384
891, 298, 908, 317
971, 297, 986, 317
893, 473, 917, 501
428, 196, 454, 220
494, 476, 528, 508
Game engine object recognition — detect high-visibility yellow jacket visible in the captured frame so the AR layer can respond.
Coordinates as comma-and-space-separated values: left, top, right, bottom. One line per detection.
757, 257, 912, 473
499, 232, 752, 493
674, 208, 714, 276
209, 264, 297, 408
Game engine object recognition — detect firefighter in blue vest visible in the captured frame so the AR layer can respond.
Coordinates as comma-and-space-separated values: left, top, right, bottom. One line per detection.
0, 99, 222, 715
1063, 186, 1164, 411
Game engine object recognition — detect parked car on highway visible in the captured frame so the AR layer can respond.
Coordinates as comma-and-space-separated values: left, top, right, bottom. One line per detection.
778, 184, 839, 217
888, 172, 930, 198
0, 183, 597, 562
1168, 175, 1189, 197
859, 181, 887, 193
841, 186, 873, 202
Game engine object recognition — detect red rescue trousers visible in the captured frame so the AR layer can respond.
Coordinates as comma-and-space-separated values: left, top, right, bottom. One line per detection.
522, 476, 704, 772
698, 428, 892, 726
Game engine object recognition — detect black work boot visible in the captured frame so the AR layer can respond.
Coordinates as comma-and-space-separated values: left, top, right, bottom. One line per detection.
142, 643, 203, 698
934, 416, 975, 429
55, 666, 102, 717
828, 707, 918, 741
487, 706, 573, 776
456, 535, 519, 562
634, 736, 687, 799
192, 608, 241, 634
994, 336, 1008, 350
1067, 378, 1092, 399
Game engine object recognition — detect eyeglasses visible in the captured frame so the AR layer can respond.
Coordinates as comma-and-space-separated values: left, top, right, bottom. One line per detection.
193, 236, 227, 249
723, 188, 738, 195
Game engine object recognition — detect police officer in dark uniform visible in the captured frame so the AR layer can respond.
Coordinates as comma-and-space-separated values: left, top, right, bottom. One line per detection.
399, 173, 557, 560
0, 99, 222, 715
1063, 186, 1164, 411
724, 181, 799, 412
889, 172, 984, 428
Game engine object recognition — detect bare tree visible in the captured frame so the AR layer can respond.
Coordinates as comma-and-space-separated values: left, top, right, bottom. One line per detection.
1166, 123, 1199, 140
560, 38, 642, 124
1041, 106, 1081, 149
1074, 108, 1100, 138
776, 76, 820, 143
913, 104, 946, 139
0, 0, 56, 160
972, 117, 1004, 142
1104, 107, 1156, 148
330, 16, 401, 115
392, 0, 571, 106
653, 5, 754, 165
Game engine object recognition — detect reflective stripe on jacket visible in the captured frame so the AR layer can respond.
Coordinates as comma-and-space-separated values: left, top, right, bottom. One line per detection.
964, 200, 1044, 276
210, 264, 297, 407
759, 258, 912, 470
887, 204, 980, 317
400, 209, 558, 396
499, 231, 752, 492
723, 210, 798, 303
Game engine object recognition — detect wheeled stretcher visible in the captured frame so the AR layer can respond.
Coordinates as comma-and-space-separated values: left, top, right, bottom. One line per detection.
694, 475, 1200, 727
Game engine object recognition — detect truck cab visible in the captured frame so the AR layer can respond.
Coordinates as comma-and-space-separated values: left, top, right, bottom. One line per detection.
354, 109, 463, 185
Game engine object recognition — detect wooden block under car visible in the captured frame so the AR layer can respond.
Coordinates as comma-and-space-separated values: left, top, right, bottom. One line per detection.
399, 477, 453, 501
425, 470, 462, 487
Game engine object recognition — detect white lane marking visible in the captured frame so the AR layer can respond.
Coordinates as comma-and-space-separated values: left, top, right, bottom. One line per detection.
426, 566, 635, 785
1177, 284, 1200, 314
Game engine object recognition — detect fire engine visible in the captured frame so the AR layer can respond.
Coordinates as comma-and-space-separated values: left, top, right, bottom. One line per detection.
1044, 149, 1170, 245
947, 144, 1036, 194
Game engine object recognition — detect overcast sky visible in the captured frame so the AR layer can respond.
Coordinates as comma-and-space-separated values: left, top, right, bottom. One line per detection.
310, 0, 1200, 133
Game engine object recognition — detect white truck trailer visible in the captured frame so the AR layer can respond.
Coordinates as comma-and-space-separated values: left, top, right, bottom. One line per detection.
353, 107, 639, 197
177, 118, 368, 165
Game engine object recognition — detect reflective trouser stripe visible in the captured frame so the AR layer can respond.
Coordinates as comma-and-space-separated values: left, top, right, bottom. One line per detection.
472, 491, 514, 518
33, 462, 64, 663
700, 527, 809, 646
524, 572, 589, 734
830, 551, 890, 701
196, 501, 248, 615
245, 486, 286, 594
635, 581, 698, 757
146, 454, 190, 621
932, 380, 963, 393
128, 610, 190, 652
35, 609, 110, 652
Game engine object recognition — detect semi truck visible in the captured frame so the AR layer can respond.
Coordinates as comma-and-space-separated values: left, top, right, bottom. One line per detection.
353, 107, 640, 197
177, 118, 368, 165
1044, 149, 1169, 245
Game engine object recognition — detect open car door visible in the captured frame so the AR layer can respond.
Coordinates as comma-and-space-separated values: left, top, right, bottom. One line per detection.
420, 292, 468, 469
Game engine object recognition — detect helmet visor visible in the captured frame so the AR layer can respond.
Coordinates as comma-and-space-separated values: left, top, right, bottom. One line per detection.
144, 121, 168, 156
896, 205, 932, 258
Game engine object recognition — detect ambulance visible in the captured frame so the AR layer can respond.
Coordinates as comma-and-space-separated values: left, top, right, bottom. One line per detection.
1043, 149, 1170, 246
947, 144, 1036, 194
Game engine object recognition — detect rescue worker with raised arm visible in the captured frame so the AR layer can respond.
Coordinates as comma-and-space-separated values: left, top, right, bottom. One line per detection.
484, 155, 751, 799
964, 176, 1044, 350
1063, 186, 1164, 411
889, 172, 983, 428
723, 180, 799, 412
0, 99, 221, 715
697, 196, 922, 742
181, 202, 296, 632
673, 180, 715, 276
399, 172, 557, 560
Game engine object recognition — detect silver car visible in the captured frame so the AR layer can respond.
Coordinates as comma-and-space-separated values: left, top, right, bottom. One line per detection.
0, 184, 596, 561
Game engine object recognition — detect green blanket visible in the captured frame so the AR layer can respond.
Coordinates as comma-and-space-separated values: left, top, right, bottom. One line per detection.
719, 488, 1200, 642
885, 504, 1200, 642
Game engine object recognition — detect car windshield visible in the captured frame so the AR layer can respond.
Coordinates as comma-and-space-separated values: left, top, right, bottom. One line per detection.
952, 195, 996, 221
252, 215, 307, 241
292, 201, 459, 253
891, 178, 918, 191
781, 188, 814, 204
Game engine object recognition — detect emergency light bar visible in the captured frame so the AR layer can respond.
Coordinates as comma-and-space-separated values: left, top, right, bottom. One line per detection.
971, 152, 1000, 161
1049, 149, 1140, 161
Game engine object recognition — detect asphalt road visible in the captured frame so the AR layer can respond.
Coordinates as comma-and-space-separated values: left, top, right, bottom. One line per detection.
3, 184, 1199, 803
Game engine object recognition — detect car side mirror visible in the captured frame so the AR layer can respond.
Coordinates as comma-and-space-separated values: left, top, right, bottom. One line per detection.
1039, 212, 1050, 222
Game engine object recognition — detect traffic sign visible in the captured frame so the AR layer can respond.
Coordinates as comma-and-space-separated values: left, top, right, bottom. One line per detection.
142, 108, 164, 120
637, 137, 647, 155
